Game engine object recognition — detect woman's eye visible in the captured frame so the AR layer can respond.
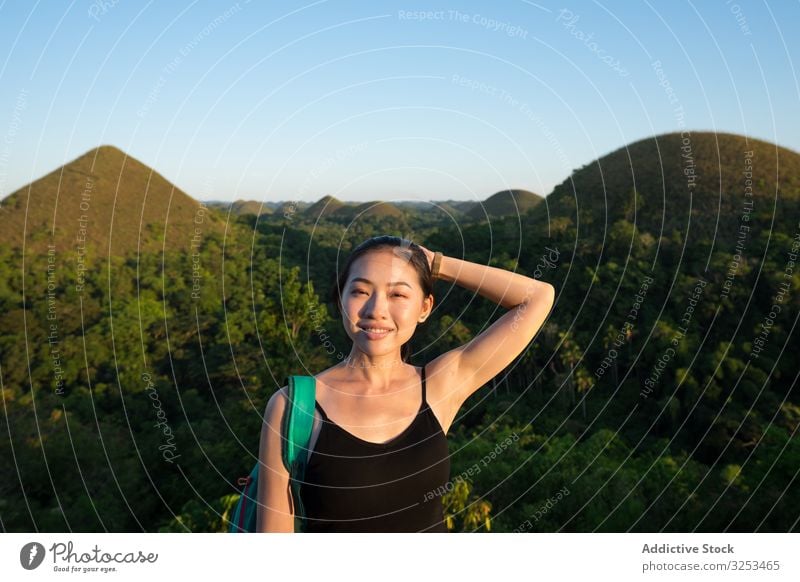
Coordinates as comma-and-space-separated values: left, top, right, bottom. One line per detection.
351, 290, 406, 298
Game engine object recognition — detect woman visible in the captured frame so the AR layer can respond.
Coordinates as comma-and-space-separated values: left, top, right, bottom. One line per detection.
256, 235, 556, 532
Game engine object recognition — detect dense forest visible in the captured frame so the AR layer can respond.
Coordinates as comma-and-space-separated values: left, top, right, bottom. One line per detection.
1, 131, 798, 532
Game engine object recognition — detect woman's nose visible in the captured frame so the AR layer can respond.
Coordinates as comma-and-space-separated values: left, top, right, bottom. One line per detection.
361, 292, 389, 318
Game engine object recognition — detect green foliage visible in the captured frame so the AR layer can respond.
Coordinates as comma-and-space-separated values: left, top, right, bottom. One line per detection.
158, 494, 239, 532
442, 479, 492, 532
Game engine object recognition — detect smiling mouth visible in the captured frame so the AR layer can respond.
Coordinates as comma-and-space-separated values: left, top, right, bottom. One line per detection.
358, 325, 394, 338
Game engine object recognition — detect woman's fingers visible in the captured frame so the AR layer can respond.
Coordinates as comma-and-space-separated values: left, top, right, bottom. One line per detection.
418, 245, 434, 269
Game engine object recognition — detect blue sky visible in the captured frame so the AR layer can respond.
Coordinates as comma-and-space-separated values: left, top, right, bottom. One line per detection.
1, 0, 798, 203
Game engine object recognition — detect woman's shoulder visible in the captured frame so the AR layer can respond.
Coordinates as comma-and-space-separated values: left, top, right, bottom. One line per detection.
262, 386, 289, 433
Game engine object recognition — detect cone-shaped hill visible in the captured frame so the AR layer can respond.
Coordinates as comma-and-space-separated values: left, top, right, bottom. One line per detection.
542, 131, 800, 244
304, 195, 346, 221
467, 189, 543, 220
0, 145, 223, 257
229, 200, 273, 216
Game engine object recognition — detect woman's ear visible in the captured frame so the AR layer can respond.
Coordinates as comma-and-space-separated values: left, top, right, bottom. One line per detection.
419, 294, 434, 322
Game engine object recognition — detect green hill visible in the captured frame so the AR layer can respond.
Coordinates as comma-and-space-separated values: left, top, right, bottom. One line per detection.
542, 131, 800, 243
301, 196, 405, 222
467, 189, 543, 220
304, 194, 346, 220
229, 200, 273, 216
339, 200, 405, 220
0, 145, 223, 257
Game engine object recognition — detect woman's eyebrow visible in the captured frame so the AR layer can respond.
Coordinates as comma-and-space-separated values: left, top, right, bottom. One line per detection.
350, 277, 412, 289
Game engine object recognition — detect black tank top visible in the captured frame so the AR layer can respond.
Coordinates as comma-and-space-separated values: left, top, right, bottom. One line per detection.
298, 365, 451, 532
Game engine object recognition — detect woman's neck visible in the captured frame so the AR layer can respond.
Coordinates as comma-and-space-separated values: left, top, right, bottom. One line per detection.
337, 353, 410, 394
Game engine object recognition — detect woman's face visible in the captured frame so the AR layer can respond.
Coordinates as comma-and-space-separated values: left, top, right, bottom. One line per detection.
340, 248, 432, 357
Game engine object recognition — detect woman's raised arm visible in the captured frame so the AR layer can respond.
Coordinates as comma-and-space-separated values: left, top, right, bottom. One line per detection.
423, 249, 556, 416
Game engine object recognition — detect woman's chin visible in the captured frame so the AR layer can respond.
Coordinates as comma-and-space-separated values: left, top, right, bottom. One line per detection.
354, 336, 402, 354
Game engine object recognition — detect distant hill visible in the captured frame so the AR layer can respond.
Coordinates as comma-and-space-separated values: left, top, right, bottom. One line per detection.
299, 193, 540, 223
301, 196, 405, 222
336, 201, 405, 220
389, 199, 478, 219
400, 199, 479, 217
229, 200, 273, 216
467, 189, 543, 220
207, 199, 316, 217
0, 145, 223, 256
442, 199, 480, 215
202, 193, 539, 224
304, 195, 346, 221
542, 131, 800, 242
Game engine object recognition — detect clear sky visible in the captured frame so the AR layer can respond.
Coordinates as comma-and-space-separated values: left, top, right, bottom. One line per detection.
0, 0, 798, 203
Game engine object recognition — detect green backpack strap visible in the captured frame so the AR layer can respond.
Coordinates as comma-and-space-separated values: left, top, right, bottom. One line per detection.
228, 375, 316, 533
281, 375, 316, 532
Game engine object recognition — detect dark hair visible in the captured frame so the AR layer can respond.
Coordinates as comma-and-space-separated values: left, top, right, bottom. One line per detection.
329, 235, 434, 363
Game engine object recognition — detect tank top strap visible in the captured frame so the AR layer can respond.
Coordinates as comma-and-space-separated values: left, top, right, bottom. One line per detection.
421, 364, 427, 405
314, 400, 329, 420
